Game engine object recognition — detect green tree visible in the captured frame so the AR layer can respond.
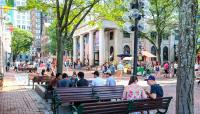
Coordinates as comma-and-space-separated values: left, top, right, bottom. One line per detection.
47, 21, 73, 55
19, 0, 101, 73
144, 0, 178, 62
11, 28, 33, 61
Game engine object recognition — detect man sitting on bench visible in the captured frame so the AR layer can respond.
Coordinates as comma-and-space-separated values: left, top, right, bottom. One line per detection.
145, 75, 164, 99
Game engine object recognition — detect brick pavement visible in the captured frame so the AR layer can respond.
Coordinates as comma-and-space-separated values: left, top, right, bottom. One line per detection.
0, 71, 49, 114
2, 69, 200, 114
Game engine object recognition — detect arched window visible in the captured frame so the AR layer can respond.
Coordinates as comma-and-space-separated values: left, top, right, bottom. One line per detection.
151, 46, 157, 61
163, 46, 168, 61
123, 45, 130, 55
110, 46, 114, 61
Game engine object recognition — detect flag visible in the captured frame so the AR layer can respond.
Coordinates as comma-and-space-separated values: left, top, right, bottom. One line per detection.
6, 0, 14, 7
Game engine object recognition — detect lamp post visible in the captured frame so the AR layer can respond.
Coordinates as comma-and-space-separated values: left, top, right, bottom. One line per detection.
123, 0, 150, 76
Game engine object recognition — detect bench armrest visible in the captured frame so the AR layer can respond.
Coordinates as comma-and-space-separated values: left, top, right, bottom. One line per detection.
71, 105, 78, 112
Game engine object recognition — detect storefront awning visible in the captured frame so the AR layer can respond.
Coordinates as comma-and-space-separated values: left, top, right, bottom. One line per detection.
142, 51, 156, 58
123, 57, 133, 61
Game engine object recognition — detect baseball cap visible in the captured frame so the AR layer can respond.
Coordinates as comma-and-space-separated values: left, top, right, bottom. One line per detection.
145, 75, 156, 81
92, 71, 99, 75
105, 70, 112, 74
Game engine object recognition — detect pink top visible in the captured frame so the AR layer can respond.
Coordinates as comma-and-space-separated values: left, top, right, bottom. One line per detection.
164, 63, 169, 70
123, 83, 147, 100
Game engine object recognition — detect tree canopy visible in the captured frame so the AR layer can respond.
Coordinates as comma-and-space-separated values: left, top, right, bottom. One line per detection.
11, 28, 33, 60
47, 21, 73, 55
19, 0, 101, 73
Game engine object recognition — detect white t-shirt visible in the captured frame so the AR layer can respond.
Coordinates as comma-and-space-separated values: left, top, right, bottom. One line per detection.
195, 64, 199, 70
174, 63, 178, 69
92, 77, 105, 86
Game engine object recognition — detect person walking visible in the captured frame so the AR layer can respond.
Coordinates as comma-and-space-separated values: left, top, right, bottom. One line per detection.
154, 62, 160, 77
174, 62, 178, 77
116, 62, 124, 81
163, 62, 169, 78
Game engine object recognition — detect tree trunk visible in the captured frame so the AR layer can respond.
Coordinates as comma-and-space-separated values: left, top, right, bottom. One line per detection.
157, 33, 162, 64
56, 28, 64, 74
12, 54, 17, 62
176, 0, 198, 113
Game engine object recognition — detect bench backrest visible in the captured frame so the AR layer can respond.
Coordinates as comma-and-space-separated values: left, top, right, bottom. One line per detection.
129, 97, 173, 112
77, 101, 129, 114
55, 87, 96, 103
93, 85, 124, 100
77, 97, 173, 114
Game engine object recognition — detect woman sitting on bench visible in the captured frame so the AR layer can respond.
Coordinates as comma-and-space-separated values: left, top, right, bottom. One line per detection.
123, 76, 147, 114
123, 76, 147, 100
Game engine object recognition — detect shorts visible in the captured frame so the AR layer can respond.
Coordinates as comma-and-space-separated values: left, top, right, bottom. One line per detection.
164, 69, 169, 74
174, 69, 177, 74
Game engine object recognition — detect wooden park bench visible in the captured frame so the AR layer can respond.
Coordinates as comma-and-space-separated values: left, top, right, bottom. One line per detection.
28, 73, 51, 89
52, 87, 98, 114
93, 85, 124, 101
76, 97, 173, 114
52, 85, 124, 114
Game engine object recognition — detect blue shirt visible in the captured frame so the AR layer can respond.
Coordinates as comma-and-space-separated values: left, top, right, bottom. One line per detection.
106, 76, 116, 86
150, 84, 163, 97
58, 79, 71, 87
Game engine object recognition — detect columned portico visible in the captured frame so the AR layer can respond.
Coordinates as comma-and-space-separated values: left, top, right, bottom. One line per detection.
80, 35, 84, 63
99, 28, 105, 66
89, 31, 94, 66
73, 37, 77, 62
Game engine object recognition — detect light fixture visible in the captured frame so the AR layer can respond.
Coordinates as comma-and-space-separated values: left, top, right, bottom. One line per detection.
129, 9, 141, 19
197, 38, 200, 44
137, 20, 149, 33
123, 22, 134, 33
122, 12, 131, 22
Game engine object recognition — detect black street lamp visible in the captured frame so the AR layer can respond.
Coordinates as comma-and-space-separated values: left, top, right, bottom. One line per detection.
123, 0, 150, 76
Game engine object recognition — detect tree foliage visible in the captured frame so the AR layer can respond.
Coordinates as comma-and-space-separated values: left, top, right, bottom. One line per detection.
47, 21, 73, 55
11, 28, 33, 60
144, 0, 178, 62
20, 0, 101, 73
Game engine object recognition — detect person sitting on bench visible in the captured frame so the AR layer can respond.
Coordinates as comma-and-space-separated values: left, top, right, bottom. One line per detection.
105, 70, 116, 86
77, 72, 89, 87
145, 75, 163, 99
58, 73, 71, 87
123, 76, 147, 100
92, 71, 105, 86
48, 73, 61, 90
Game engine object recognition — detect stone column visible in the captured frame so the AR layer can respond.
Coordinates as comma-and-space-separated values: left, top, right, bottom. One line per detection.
73, 37, 77, 62
89, 31, 94, 66
80, 35, 84, 63
114, 29, 119, 61
169, 30, 175, 62
99, 28, 105, 66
